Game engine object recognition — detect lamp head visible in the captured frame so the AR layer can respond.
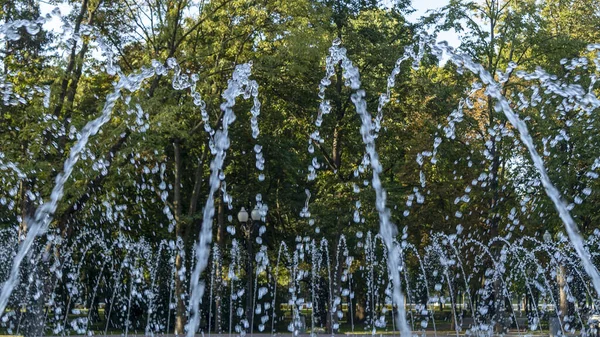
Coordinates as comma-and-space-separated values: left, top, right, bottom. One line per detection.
237, 207, 249, 223
251, 205, 261, 221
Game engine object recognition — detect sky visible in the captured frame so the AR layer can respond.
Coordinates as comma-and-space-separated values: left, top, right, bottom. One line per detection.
406, 0, 450, 19
39, 0, 462, 53
39, 2, 71, 33
402, 0, 461, 48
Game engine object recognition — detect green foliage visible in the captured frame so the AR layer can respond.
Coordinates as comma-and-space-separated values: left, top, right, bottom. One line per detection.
3, 0, 600, 332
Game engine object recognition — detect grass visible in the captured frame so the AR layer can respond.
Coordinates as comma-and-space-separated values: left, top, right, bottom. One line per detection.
1, 307, 562, 336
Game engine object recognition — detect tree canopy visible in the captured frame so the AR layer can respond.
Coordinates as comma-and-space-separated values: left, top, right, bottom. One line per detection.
2, 0, 600, 335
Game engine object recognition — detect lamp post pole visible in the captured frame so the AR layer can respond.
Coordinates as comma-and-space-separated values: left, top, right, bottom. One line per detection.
238, 205, 262, 335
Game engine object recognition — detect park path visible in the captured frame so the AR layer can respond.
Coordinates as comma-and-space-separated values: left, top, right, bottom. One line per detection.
41, 332, 555, 337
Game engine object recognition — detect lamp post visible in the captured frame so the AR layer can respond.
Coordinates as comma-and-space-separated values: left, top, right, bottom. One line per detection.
543, 230, 552, 242
543, 230, 567, 335
238, 205, 262, 334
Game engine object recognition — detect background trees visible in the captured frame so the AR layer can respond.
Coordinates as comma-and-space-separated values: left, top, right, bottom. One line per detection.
1, 0, 600, 335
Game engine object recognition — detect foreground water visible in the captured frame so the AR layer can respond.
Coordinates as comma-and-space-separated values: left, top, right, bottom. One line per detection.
1, 7, 600, 337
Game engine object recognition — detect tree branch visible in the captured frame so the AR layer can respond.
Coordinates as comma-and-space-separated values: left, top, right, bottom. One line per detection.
56, 129, 131, 233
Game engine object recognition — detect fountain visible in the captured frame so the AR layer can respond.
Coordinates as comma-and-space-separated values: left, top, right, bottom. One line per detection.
1, 4, 600, 337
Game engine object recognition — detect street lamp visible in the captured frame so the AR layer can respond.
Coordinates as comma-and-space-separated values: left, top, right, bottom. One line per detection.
251, 205, 261, 222
543, 230, 552, 242
238, 207, 249, 223
238, 205, 262, 332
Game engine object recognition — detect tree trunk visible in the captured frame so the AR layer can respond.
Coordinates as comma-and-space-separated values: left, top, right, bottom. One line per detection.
173, 140, 188, 335
212, 254, 223, 333
331, 59, 344, 171
557, 264, 568, 321
486, 93, 505, 334
246, 222, 255, 329
21, 244, 56, 337
330, 235, 344, 333
53, 0, 102, 120
213, 193, 227, 333
18, 181, 49, 337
